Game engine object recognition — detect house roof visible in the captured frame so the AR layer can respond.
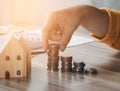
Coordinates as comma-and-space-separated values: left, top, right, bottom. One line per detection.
0, 34, 13, 54
0, 34, 31, 54
18, 37, 31, 53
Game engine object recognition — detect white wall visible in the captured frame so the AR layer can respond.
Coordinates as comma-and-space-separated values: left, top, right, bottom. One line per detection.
0, 0, 120, 28
91, 0, 120, 9
13, 0, 120, 29
103, 0, 120, 9
13, 0, 92, 26
0, 0, 13, 26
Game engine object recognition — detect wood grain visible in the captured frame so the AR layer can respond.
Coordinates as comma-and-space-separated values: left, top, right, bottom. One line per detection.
0, 36, 31, 78
0, 42, 120, 91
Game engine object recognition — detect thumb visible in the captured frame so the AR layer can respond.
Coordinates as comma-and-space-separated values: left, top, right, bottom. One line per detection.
59, 30, 73, 51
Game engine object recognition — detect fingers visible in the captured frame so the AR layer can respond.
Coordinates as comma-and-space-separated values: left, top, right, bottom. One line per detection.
59, 29, 73, 51
42, 11, 74, 51
42, 17, 54, 50
42, 12, 59, 50
42, 27, 49, 50
49, 26, 62, 41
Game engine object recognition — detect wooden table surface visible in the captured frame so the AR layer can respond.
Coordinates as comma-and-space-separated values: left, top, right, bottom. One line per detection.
0, 42, 120, 91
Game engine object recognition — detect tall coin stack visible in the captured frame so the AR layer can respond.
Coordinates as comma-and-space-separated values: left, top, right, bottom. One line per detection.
47, 44, 59, 71
61, 56, 73, 72
72, 62, 85, 73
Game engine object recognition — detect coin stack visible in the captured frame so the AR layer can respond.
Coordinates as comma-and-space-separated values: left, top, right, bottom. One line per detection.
61, 56, 73, 72
85, 68, 97, 75
72, 62, 85, 73
47, 44, 59, 71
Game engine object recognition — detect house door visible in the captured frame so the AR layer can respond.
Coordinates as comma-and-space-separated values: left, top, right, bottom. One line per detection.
5, 71, 10, 79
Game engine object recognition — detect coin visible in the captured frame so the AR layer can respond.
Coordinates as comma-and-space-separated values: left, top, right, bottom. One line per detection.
48, 44, 59, 56
61, 56, 72, 62
85, 68, 98, 75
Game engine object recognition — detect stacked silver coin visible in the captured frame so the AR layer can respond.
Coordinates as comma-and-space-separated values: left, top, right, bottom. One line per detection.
61, 56, 73, 72
85, 68, 97, 75
47, 44, 59, 71
72, 62, 85, 73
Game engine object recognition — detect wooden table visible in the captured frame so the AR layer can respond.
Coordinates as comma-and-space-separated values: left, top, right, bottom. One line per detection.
0, 42, 120, 91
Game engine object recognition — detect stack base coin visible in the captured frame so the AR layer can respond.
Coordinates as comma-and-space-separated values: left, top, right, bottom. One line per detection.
85, 68, 97, 75
61, 56, 73, 72
47, 56, 59, 71
61, 68, 72, 72
72, 62, 85, 74
61, 65, 72, 72
73, 62, 85, 68
47, 44, 59, 72
47, 56, 59, 64
47, 68, 59, 72
72, 68, 84, 73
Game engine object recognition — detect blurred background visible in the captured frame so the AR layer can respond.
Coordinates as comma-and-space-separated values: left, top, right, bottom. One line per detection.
0, 0, 120, 27
0, 0, 120, 51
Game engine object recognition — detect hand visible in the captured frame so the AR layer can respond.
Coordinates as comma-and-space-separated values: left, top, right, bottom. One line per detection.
42, 5, 109, 51
42, 6, 83, 51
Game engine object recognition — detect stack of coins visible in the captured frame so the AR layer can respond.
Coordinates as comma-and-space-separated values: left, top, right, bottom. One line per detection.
61, 56, 73, 72
72, 62, 85, 73
47, 44, 59, 71
85, 68, 97, 75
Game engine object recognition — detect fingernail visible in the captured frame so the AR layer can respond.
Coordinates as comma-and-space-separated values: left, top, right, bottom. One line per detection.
60, 46, 65, 52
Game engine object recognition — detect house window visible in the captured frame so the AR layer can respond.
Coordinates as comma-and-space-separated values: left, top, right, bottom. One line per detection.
17, 70, 21, 75
6, 56, 10, 61
17, 55, 21, 60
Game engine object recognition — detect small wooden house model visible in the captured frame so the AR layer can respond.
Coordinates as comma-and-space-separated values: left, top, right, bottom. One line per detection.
0, 35, 31, 78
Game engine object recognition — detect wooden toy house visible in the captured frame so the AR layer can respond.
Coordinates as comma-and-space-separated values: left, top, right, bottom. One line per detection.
0, 35, 31, 78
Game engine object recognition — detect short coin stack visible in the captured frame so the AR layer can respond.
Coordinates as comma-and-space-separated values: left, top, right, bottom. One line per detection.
72, 62, 85, 73
85, 68, 97, 75
47, 44, 59, 71
61, 56, 73, 72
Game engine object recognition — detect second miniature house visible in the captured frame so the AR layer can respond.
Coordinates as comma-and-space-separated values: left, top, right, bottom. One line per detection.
0, 35, 31, 78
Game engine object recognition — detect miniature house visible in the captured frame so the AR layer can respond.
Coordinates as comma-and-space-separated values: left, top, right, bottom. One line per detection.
0, 35, 31, 78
